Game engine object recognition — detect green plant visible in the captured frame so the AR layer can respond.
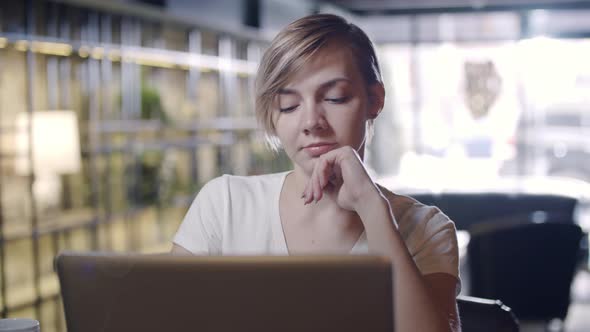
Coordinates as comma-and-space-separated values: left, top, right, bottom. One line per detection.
140, 84, 168, 123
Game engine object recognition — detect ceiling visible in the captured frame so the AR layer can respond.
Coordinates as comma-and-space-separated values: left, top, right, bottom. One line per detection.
319, 0, 590, 15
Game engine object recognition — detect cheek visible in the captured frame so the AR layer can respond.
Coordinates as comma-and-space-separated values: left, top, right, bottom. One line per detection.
274, 117, 298, 146
335, 100, 366, 126
329, 101, 367, 142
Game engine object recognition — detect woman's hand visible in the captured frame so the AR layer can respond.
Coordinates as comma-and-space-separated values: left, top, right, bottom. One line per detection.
302, 145, 381, 211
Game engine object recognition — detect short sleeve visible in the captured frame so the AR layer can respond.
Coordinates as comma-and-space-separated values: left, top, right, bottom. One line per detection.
172, 176, 226, 255
399, 205, 460, 281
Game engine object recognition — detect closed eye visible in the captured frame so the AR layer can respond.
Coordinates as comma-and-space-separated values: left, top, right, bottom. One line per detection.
279, 105, 298, 113
325, 97, 349, 104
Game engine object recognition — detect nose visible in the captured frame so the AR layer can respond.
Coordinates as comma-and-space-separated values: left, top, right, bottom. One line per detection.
302, 102, 327, 135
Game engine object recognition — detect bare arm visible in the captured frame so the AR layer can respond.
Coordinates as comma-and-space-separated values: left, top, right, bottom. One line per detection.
355, 192, 458, 332
424, 273, 461, 332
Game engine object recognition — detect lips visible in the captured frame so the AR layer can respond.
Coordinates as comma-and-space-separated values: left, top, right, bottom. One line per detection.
302, 142, 337, 157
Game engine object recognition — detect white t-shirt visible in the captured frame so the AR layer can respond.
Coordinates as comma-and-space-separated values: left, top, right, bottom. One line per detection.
173, 171, 460, 279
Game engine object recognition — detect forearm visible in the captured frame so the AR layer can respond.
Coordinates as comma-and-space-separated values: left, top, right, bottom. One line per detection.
355, 190, 452, 332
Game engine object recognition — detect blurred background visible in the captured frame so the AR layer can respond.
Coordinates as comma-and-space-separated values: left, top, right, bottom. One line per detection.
0, 0, 589, 331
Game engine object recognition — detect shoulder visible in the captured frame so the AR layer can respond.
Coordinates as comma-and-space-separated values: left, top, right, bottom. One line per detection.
376, 184, 454, 233
378, 187, 413, 218
377, 185, 460, 279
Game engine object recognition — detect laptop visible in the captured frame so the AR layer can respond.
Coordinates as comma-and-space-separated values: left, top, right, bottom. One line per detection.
56, 252, 394, 332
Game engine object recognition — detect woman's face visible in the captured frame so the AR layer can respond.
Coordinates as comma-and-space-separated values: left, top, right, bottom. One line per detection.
272, 41, 381, 175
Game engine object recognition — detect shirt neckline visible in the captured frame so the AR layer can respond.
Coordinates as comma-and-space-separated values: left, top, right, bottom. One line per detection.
272, 171, 366, 255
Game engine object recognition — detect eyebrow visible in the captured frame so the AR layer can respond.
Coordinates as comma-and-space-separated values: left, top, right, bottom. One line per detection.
278, 77, 352, 95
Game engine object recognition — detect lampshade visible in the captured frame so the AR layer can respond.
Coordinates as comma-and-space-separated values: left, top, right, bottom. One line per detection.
15, 111, 81, 175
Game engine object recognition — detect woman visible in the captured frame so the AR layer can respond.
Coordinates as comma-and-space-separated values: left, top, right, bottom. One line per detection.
172, 14, 461, 332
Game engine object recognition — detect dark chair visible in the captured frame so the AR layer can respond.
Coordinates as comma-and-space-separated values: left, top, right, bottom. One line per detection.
457, 296, 519, 332
410, 192, 578, 231
467, 221, 583, 326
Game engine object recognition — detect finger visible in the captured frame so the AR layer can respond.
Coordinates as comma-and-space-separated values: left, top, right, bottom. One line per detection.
306, 171, 317, 205
314, 171, 322, 202
318, 157, 335, 199
304, 181, 313, 205
304, 147, 346, 204
317, 161, 325, 189
311, 158, 324, 203
319, 158, 332, 189
302, 181, 310, 204
301, 182, 307, 200
331, 162, 343, 186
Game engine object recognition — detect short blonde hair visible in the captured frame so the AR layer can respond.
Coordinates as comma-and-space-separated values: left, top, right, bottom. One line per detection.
255, 14, 382, 150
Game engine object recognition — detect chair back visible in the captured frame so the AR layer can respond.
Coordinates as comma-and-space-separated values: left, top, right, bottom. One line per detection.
467, 222, 582, 321
457, 296, 519, 332
410, 193, 577, 230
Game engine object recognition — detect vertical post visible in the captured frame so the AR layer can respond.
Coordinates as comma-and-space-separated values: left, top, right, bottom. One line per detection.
246, 42, 259, 117
120, 17, 131, 251
132, 18, 142, 250
87, 11, 101, 250
46, 3, 61, 330
59, 8, 73, 285
0, 1, 7, 318
187, 29, 201, 187
121, 17, 142, 251
46, 2, 59, 110
218, 35, 236, 175
59, 6, 71, 110
101, 13, 113, 250
24, 0, 42, 321
245, 41, 260, 174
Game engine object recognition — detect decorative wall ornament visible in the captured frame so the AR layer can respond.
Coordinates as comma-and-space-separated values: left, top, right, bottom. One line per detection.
464, 60, 502, 119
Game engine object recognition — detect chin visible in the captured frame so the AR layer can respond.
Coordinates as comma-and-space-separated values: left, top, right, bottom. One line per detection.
292, 157, 316, 176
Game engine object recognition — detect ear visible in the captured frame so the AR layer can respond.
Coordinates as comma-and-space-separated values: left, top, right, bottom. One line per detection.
367, 83, 385, 120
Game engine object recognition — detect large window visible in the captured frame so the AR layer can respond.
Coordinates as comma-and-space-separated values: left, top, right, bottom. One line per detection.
371, 11, 590, 194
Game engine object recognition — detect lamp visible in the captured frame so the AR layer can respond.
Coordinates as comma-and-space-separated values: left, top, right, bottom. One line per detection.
15, 111, 81, 213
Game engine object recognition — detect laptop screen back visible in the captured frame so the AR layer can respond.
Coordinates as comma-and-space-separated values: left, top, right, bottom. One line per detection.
56, 252, 394, 332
